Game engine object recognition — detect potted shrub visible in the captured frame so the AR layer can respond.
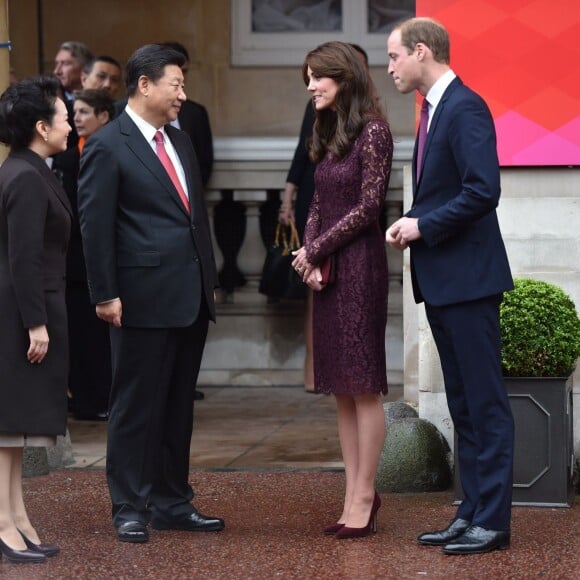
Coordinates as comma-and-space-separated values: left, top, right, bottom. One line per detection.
456, 278, 580, 506
500, 278, 580, 378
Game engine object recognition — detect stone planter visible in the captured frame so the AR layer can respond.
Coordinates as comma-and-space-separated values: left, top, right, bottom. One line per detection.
455, 376, 575, 507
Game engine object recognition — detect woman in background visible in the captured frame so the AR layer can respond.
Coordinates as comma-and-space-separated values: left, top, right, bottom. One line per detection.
53, 88, 114, 421
292, 42, 393, 539
0, 76, 72, 563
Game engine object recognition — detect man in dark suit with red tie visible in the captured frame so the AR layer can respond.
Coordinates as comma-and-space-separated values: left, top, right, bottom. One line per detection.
77, 44, 223, 543
386, 18, 515, 555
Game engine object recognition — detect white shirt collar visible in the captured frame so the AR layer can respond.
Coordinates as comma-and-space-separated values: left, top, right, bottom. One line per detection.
425, 69, 457, 114
124, 103, 165, 146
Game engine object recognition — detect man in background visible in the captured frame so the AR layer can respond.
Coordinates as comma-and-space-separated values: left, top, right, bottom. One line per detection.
81, 55, 122, 98
54, 41, 93, 100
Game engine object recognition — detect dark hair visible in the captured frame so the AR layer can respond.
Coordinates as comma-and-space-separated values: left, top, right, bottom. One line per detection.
159, 42, 190, 63
0, 76, 60, 149
349, 43, 369, 67
125, 44, 186, 97
398, 18, 450, 64
58, 41, 94, 68
73, 88, 115, 120
84, 55, 122, 75
302, 41, 384, 162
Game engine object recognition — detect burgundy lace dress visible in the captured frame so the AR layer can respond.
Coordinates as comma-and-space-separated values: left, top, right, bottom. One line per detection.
303, 119, 393, 395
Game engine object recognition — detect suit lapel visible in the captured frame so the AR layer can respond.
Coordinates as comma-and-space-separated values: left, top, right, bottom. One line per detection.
119, 113, 190, 218
416, 77, 462, 189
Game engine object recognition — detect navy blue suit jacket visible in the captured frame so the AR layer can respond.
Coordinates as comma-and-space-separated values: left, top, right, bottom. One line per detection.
407, 77, 513, 306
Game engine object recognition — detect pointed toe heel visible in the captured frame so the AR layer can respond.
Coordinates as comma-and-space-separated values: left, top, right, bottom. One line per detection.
0, 538, 47, 564
323, 523, 345, 535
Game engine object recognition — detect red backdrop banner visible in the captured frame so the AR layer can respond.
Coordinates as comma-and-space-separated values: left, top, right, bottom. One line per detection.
416, 0, 580, 166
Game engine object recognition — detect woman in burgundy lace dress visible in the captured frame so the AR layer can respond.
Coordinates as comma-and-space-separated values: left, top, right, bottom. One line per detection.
292, 42, 393, 539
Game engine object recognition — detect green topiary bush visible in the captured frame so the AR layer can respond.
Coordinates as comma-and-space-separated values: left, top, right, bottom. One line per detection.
501, 278, 580, 377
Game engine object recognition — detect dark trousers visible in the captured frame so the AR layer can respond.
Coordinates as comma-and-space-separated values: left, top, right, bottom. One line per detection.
106, 303, 209, 526
425, 295, 514, 531
66, 284, 112, 417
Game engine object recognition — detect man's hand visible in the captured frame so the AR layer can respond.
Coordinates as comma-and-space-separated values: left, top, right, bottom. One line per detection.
96, 298, 123, 327
386, 217, 421, 250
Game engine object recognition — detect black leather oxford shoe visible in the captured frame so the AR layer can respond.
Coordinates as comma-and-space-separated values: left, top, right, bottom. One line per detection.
418, 518, 471, 546
116, 521, 149, 543
151, 508, 224, 532
443, 525, 510, 555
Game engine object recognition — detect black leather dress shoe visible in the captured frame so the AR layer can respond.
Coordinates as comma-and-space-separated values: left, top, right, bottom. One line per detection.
443, 525, 510, 555
417, 518, 471, 546
194, 390, 205, 400
151, 508, 224, 532
116, 521, 149, 543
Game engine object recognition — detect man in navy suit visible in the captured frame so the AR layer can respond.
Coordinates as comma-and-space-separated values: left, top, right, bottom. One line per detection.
386, 18, 514, 555
77, 44, 223, 543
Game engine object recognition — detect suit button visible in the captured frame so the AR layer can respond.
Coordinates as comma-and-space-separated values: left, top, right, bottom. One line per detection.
193, 256, 199, 262
191, 224, 197, 230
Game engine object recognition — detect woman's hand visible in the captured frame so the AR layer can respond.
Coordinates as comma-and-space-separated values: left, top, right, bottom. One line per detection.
292, 246, 312, 278
278, 204, 295, 225
28, 325, 49, 364
305, 267, 325, 291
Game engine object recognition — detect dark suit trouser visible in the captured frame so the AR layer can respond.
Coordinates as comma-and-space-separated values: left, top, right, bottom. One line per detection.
106, 303, 209, 526
425, 295, 514, 532
66, 284, 111, 416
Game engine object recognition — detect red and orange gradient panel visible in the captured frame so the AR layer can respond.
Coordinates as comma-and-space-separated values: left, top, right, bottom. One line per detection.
416, 0, 580, 166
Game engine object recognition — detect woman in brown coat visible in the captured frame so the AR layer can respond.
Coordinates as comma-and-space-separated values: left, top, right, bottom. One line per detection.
0, 76, 72, 564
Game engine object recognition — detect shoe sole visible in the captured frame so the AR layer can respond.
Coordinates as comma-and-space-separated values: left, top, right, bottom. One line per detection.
117, 535, 149, 543
151, 523, 224, 532
443, 543, 510, 555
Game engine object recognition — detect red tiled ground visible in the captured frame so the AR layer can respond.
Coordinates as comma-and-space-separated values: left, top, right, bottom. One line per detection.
2, 470, 577, 579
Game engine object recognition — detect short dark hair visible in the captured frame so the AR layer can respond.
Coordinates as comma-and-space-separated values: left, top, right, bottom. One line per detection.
0, 76, 60, 149
159, 42, 190, 63
125, 44, 186, 97
84, 55, 122, 75
73, 88, 115, 120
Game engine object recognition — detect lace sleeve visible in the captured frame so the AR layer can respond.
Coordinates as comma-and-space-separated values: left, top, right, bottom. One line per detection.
303, 187, 321, 247
305, 120, 393, 264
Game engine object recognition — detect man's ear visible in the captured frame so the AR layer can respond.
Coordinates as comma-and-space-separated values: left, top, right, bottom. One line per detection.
415, 42, 429, 62
138, 75, 150, 97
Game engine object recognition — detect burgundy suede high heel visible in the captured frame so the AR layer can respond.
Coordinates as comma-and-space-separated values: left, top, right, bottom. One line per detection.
335, 492, 381, 540
323, 522, 345, 535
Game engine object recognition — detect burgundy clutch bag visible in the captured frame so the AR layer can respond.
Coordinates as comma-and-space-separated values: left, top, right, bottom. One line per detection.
320, 255, 335, 285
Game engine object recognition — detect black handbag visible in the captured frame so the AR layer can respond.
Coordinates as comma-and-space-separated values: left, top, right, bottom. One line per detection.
259, 221, 307, 299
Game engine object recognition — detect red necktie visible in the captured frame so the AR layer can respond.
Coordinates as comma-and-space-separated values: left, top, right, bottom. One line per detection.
154, 130, 190, 213
416, 98, 429, 180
